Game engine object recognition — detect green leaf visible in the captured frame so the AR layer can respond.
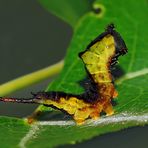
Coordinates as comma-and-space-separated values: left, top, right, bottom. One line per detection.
43, 0, 148, 146
0, 0, 148, 147
0, 117, 30, 147
38, 0, 94, 27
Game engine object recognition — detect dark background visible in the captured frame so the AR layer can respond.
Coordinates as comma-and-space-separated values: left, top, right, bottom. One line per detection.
0, 0, 72, 117
0, 0, 147, 148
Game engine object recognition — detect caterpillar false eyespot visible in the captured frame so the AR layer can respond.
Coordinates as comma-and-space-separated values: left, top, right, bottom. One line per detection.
0, 24, 128, 125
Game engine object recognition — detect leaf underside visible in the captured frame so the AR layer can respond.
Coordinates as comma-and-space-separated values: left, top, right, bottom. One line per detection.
0, 0, 148, 147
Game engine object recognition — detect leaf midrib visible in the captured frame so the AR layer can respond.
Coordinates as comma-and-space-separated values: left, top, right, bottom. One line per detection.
18, 69, 148, 147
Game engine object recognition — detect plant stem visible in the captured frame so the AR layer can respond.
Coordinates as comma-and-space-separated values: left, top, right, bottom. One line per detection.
0, 60, 64, 96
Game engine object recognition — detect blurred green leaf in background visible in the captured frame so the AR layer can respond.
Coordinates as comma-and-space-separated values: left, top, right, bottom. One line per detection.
38, 0, 94, 27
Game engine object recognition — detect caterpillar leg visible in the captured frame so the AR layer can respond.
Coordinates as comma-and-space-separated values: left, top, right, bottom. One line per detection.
90, 111, 100, 120
113, 89, 118, 98
89, 104, 102, 120
26, 105, 53, 124
26, 109, 41, 124
73, 108, 90, 125
73, 104, 103, 124
103, 102, 114, 116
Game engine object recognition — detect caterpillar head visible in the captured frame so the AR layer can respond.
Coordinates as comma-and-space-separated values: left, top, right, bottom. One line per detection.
106, 24, 128, 66
79, 24, 128, 67
106, 24, 128, 55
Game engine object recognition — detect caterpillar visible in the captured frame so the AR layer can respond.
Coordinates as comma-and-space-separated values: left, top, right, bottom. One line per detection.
0, 24, 127, 124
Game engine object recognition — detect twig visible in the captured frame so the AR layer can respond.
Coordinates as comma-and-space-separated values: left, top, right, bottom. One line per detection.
0, 60, 64, 96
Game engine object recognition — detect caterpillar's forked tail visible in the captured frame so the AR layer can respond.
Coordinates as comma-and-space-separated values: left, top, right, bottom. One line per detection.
0, 97, 39, 104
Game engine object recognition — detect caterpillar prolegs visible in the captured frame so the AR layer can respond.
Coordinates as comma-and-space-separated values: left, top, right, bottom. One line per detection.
0, 24, 127, 124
